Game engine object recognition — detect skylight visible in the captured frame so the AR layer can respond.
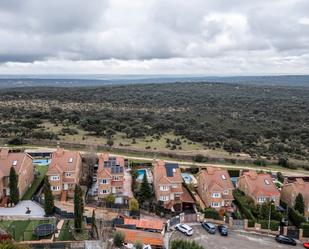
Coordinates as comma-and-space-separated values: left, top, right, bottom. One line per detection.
264, 179, 270, 185
68, 158, 73, 163
221, 175, 226, 180
12, 160, 17, 166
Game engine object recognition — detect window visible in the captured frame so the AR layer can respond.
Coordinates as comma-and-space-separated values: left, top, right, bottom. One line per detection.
159, 196, 169, 201
113, 176, 120, 181
101, 179, 108, 184
51, 186, 60, 191
223, 190, 229, 195
211, 193, 220, 198
258, 197, 266, 203
65, 172, 71, 177
211, 202, 220, 208
12, 160, 18, 166
101, 189, 109, 194
68, 157, 73, 163
160, 185, 169, 191
51, 176, 60, 181
172, 184, 177, 188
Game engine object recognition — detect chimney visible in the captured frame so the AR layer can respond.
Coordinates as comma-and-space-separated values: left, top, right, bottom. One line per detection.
248, 170, 258, 180
0, 148, 9, 159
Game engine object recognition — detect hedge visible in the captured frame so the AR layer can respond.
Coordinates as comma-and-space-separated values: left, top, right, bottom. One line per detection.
301, 223, 309, 238
171, 239, 204, 249
289, 207, 306, 228
259, 220, 280, 231
204, 208, 220, 220
233, 190, 256, 221
248, 219, 255, 227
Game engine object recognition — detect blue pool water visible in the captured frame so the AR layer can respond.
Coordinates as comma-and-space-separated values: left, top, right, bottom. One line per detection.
137, 169, 146, 180
33, 159, 51, 166
182, 173, 193, 183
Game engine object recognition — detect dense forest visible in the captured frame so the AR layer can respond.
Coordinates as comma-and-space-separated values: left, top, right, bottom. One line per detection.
0, 82, 309, 164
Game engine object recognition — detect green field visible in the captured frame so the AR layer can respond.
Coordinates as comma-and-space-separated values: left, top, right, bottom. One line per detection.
0, 219, 54, 241
22, 165, 48, 200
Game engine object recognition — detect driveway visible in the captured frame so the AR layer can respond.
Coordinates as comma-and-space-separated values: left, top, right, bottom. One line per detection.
0, 200, 45, 218
170, 224, 302, 249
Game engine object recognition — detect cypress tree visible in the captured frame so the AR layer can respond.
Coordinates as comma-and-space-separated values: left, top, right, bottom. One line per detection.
9, 167, 19, 205
43, 176, 54, 215
139, 173, 152, 201
294, 193, 305, 215
74, 185, 84, 233
91, 210, 98, 239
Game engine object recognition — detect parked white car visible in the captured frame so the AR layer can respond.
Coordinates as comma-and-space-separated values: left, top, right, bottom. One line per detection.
175, 224, 194, 236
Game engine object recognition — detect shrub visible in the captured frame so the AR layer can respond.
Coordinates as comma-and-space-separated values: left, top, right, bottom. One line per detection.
204, 208, 220, 220
301, 223, 309, 238
113, 232, 125, 247
233, 189, 256, 221
248, 219, 255, 228
289, 208, 306, 228
171, 239, 204, 249
193, 154, 208, 163
259, 220, 280, 231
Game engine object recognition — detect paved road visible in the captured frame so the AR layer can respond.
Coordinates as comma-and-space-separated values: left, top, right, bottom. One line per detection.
170, 225, 302, 249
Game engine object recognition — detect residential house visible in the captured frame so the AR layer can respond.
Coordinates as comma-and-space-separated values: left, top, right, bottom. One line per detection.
97, 153, 129, 203
153, 160, 194, 212
281, 178, 309, 220
46, 148, 82, 197
197, 167, 235, 211
238, 170, 280, 206
0, 148, 34, 201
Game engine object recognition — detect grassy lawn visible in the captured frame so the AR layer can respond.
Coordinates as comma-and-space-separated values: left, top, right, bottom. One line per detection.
0, 219, 54, 241
57, 220, 90, 241
22, 165, 48, 200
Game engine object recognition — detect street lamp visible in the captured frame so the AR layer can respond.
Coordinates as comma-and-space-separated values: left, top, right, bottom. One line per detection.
268, 200, 274, 235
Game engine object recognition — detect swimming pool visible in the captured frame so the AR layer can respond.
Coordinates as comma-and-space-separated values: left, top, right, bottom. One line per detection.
137, 169, 147, 181
33, 159, 51, 166
181, 172, 198, 186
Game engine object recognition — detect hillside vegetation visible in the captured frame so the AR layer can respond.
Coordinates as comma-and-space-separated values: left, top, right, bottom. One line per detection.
0, 82, 308, 165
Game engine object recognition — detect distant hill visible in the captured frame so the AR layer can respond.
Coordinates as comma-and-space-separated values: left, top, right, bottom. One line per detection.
0, 74, 308, 88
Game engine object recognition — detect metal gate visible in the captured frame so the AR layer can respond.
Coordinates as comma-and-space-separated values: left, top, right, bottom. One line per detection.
233, 219, 244, 229
184, 213, 197, 223
287, 227, 299, 239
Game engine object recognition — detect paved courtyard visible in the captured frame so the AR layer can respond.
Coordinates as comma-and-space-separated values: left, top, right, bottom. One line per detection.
170, 224, 302, 249
0, 200, 45, 217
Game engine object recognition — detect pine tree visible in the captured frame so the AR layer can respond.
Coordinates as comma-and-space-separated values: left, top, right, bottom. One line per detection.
9, 167, 19, 205
294, 193, 305, 215
139, 173, 152, 201
44, 176, 54, 215
74, 185, 84, 233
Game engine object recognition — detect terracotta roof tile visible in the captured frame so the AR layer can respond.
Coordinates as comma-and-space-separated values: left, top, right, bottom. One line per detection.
124, 218, 164, 230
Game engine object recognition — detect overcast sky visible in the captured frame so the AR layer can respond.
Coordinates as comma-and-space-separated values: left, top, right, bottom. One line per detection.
0, 0, 308, 75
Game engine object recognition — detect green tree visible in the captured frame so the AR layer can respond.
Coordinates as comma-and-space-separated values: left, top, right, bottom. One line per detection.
113, 232, 124, 247
90, 210, 98, 239
74, 185, 84, 233
129, 198, 139, 212
9, 167, 19, 205
276, 172, 284, 183
43, 176, 54, 215
294, 193, 305, 215
134, 242, 143, 249
139, 173, 152, 201
105, 193, 115, 207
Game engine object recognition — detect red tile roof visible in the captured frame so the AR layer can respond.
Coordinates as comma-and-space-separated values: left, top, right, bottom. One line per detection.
0, 148, 32, 177
124, 218, 165, 231
241, 171, 280, 197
